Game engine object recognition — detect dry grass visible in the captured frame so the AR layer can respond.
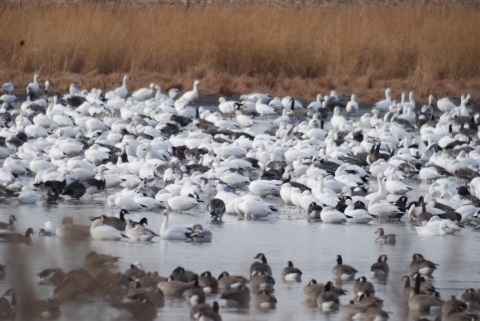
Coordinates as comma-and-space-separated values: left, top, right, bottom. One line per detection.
1, 2, 480, 101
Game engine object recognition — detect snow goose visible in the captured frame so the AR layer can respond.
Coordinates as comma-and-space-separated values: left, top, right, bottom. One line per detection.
307, 94, 324, 111
125, 219, 159, 242
437, 97, 456, 113
236, 196, 277, 219
179, 80, 200, 105
114, 195, 146, 212
17, 186, 38, 204
249, 180, 281, 197
1, 82, 14, 94
373, 88, 392, 112
159, 210, 190, 240
218, 97, 238, 117
344, 199, 373, 223
330, 107, 346, 129
320, 207, 347, 223
415, 221, 449, 236
368, 197, 403, 219
167, 194, 201, 213
425, 216, 460, 235
346, 94, 359, 113
235, 110, 254, 128
132, 83, 155, 101
90, 218, 125, 240
106, 75, 130, 100
27, 74, 40, 95
385, 174, 412, 194
256, 98, 276, 119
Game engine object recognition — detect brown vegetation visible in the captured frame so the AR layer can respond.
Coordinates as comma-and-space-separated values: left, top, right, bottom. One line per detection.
1, 1, 480, 101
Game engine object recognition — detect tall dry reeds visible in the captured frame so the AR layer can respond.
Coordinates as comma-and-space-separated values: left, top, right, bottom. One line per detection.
1, 2, 480, 100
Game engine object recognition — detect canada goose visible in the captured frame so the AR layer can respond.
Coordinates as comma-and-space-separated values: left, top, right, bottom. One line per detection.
332, 255, 357, 280
49, 278, 84, 301
0, 263, 5, 279
358, 292, 384, 309
127, 287, 165, 309
444, 306, 480, 321
410, 253, 438, 275
353, 276, 375, 299
157, 276, 193, 297
169, 266, 198, 282
408, 273, 444, 311
4, 288, 60, 319
371, 254, 389, 277
281, 261, 302, 282
0, 215, 16, 230
124, 262, 146, 281
38, 268, 66, 286
0, 227, 34, 243
300, 279, 347, 301
250, 253, 272, 278
89, 209, 129, 231
316, 281, 340, 311
362, 307, 389, 321
0, 296, 14, 319
460, 288, 480, 310
251, 272, 275, 291
375, 228, 396, 244
110, 297, 157, 320
220, 284, 251, 308
84, 251, 120, 268
198, 271, 218, 294
191, 301, 222, 321
217, 272, 248, 293
186, 278, 206, 306
339, 300, 365, 320
442, 295, 467, 315
255, 290, 277, 310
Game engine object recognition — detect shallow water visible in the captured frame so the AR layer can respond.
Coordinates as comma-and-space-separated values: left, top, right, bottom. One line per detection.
0, 108, 478, 321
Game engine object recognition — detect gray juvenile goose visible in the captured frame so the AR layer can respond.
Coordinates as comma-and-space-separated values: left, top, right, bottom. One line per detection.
250, 253, 272, 278
332, 255, 357, 280
375, 228, 396, 244
0, 215, 16, 230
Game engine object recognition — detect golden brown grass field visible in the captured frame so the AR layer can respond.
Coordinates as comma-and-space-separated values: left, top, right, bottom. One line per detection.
1, 1, 480, 102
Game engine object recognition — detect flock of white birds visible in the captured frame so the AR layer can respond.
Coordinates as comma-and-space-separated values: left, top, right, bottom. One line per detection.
1, 73, 480, 320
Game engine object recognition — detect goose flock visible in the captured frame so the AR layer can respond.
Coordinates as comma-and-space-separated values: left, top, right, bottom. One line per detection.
1, 74, 480, 320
